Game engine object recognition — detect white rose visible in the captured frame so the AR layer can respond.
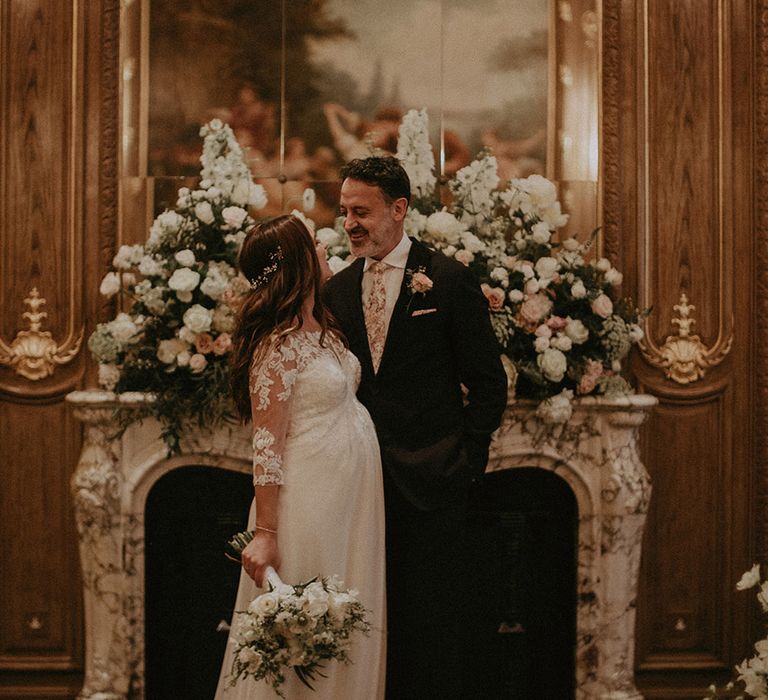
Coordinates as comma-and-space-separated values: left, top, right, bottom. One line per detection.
178, 326, 197, 345
490, 267, 510, 284
531, 222, 551, 244
605, 268, 623, 286
508, 289, 524, 303
596, 257, 612, 272
99, 272, 121, 297
520, 263, 535, 279
565, 318, 589, 344
535, 256, 559, 279
168, 267, 200, 293
328, 255, 350, 274
222, 206, 248, 229
176, 351, 191, 367
316, 227, 340, 247
302, 188, 316, 212
537, 347, 568, 382
536, 389, 574, 424
524, 278, 540, 295
426, 210, 464, 245
183, 304, 213, 333
562, 237, 580, 251
552, 334, 573, 352
591, 293, 614, 318
571, 280, 587, 299
189, 353, 208, 373
534, 336, 550, 353
535, 324, 552, 338
628, 323, 644, 343
174, 249, 196, 267
157, 338, 188, 364
109, 313, 139, 344
194, 201, 215, 224
249, 592, 279, 616
443, 245, 457, 257
97, 363, 120, 390
112, 244, 143, 270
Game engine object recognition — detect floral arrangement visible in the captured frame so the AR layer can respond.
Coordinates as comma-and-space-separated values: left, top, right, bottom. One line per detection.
707, 565, 768, 699
225, 532, 370, 697
331, 108, 647, 422
88, 120, 266, 451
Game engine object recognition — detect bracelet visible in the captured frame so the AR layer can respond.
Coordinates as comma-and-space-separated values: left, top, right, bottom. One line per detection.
255, 525, 277, 535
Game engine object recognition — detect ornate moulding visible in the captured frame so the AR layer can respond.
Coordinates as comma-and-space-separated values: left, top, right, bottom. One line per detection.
66, 390, 656, 700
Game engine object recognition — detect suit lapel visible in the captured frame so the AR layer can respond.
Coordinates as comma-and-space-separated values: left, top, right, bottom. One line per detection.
378, 239, 433, 374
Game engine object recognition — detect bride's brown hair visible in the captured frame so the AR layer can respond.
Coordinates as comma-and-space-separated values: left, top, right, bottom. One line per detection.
230, 215, 343, 422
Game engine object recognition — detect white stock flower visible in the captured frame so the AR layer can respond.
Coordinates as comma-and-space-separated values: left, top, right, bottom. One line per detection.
537, 347, 568, 382
99, 272, 121, 297
138, 255, 164, 277
194, 201, 215, 224
168, 267, 200, 294
222, 206, 248, 229
404, 208, 428, 236
396, 109, 437, 199
460, 232, 486, 254
113, 244, 143, 270
183, 304, 213, 334
248, 183, 268, 208
174, 249, 196, 267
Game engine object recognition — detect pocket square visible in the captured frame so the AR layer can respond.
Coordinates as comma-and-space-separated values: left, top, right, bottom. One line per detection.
411, 308, 438, 317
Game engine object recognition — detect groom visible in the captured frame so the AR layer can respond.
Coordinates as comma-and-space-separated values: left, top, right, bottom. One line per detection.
324, 156, 508, 698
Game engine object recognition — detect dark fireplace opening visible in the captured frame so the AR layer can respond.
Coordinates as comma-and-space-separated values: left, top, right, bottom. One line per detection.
144, 465, 253, 700
465, 467, 578, 699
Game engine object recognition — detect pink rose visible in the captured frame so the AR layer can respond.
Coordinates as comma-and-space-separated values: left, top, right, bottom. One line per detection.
591, 293, 614, 318
577, 359, 604, 395
189, 353, 208, 374
410, 271, 434, 294
213, 332, 233, 356
546, 315, 568, 331
518, 293, 553, 330
481, 283, 506, 311
195, 332, 215, 354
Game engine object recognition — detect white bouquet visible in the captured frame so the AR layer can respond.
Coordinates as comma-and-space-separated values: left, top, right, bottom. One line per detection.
225, 534, 370, 697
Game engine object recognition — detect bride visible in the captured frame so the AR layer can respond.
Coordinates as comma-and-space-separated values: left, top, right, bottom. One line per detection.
214, 215, 386, 699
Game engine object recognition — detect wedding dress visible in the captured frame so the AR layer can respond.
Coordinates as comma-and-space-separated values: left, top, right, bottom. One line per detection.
214, 329, 386, 699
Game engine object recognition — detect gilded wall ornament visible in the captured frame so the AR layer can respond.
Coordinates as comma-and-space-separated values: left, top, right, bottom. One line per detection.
0, 288, 83, 380
640, 293, 732, 384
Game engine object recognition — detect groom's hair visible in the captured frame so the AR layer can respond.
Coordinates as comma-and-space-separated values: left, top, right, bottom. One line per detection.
340, 156, 411, 204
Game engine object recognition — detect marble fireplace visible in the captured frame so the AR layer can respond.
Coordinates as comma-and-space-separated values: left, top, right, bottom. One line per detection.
66, 390, 656, 700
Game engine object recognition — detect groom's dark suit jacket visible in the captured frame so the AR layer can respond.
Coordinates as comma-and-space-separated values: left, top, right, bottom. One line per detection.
324, 237, 508, 510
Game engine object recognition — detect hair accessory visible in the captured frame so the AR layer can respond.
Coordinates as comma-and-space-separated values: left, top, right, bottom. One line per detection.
249, 246, 284, 289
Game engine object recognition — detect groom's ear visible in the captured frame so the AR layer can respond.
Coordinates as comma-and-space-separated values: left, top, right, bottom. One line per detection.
391, 197, 408, 221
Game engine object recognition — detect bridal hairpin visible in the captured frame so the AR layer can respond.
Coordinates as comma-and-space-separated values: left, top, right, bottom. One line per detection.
249, 246, 284, 289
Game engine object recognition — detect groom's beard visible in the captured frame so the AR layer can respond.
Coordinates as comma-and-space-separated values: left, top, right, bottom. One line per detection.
347, 225, 372, 256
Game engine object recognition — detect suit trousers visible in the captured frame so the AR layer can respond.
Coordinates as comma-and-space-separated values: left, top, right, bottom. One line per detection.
383, 469, 470, 699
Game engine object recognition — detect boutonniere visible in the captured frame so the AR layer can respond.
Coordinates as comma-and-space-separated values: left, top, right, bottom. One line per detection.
405, 266, 433, 309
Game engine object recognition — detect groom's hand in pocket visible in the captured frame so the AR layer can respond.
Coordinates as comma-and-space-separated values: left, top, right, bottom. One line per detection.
242, 531, 281, 587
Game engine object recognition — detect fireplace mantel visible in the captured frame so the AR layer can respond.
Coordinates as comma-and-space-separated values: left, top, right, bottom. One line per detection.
66, 390, 656, 700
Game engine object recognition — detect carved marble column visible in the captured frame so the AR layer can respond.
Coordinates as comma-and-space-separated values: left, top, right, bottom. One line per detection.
487, 395, 656, 700
67, 391, 148, 700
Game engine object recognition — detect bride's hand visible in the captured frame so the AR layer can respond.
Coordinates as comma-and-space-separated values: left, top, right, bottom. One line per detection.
241, 531, 281, 587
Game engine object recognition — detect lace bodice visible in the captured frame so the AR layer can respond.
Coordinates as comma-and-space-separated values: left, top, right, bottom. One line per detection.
248, 329, 359, 486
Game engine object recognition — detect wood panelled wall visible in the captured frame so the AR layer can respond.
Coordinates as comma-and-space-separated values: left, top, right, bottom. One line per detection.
0, 0, 117, 698
0, 1, 761, 698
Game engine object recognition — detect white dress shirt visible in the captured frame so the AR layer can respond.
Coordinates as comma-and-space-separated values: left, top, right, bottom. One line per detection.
361, 234, 412, 338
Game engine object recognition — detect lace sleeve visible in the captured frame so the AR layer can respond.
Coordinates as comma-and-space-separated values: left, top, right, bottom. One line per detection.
248, 337, 299, 487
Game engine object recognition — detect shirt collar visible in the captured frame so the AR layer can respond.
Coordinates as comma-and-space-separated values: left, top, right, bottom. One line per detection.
364, 234, 411, 272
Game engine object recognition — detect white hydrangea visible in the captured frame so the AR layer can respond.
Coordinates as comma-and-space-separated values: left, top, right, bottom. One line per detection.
425, 210, 465, 246
108, 313, 139, 345
113, 244, 144, 270
404, 208, 428, 237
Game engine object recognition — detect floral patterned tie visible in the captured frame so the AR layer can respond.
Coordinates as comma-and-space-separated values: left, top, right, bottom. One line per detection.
364, 261, 388, 372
